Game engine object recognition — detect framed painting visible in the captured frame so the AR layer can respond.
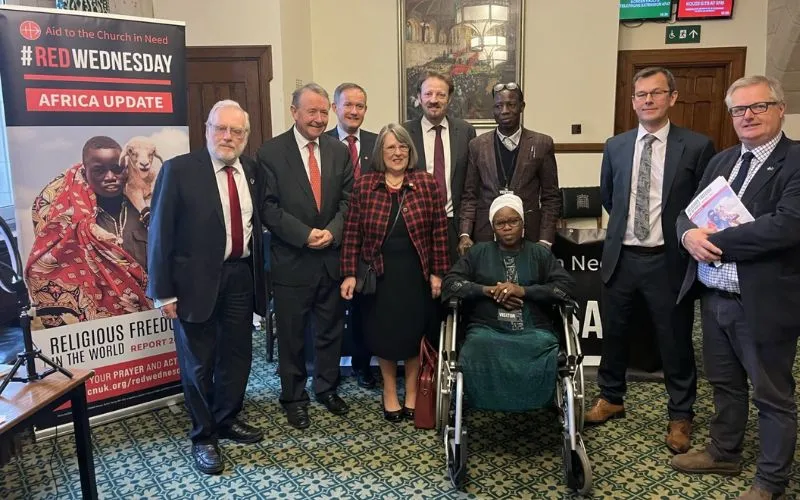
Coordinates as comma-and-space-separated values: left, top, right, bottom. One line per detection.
398, 0, 525, 126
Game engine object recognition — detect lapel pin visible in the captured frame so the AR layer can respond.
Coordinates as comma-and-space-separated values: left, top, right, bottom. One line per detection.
250, 178, 255, 184
766, 165, 774, 171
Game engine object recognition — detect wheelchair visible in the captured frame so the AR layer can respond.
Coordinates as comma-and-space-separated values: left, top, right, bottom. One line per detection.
435, 297, 592, 495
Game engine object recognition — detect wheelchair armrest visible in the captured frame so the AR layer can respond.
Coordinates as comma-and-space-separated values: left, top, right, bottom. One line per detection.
448, 297, 460, 310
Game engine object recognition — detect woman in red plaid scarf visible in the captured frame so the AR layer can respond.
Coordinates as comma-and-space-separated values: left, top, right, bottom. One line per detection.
341, 123, 450, 422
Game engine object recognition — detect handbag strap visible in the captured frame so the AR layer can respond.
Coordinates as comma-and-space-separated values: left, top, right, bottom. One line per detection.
382, 189, 407, 246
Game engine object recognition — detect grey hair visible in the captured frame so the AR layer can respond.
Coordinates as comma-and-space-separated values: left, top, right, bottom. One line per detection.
371, 123, 418, 173
724, 75, 785, 108
291, 82, 330, 108
206, 99, 251, 132
333, 82, 367, 104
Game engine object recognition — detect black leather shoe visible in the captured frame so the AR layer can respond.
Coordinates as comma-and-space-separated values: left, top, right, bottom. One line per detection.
318, 393, 349, 415
356, 370, 377, 389
384, 407, 403, 422
402, 406, 415, 420
285, 406, 310, 429
218, 420, 263, 444
192, 443, 224, 475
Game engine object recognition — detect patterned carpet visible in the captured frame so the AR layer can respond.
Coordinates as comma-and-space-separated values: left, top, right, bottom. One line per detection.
1, 316, 799, 499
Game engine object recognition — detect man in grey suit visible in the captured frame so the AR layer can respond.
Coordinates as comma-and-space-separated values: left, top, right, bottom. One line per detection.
325, 82, 378, 389
587, 67, 715, 455
403, 70, 476, 261
258, 83, 354, 430
672, 75, 799, 500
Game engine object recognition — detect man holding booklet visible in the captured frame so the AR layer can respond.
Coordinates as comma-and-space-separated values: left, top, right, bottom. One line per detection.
674, 75, 800, 500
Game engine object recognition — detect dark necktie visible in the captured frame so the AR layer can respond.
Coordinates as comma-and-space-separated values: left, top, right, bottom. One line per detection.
224, 166, 243, 259
346, 135, 361, 179
433, 125, 447, 200
730, 151, 755, 195
307, 142, 322, 210
633, 134, 657, 241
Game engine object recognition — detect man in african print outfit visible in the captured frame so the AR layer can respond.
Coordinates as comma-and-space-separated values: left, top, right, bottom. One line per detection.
25, 136, 151, 328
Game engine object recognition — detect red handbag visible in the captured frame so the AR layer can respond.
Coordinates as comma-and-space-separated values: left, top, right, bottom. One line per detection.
414, 337, 438, 429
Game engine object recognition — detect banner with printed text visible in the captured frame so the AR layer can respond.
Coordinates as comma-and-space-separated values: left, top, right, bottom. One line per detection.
0, 5, 187, 429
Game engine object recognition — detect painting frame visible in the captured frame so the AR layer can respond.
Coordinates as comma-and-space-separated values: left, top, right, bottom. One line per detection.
397, 0, 525, 127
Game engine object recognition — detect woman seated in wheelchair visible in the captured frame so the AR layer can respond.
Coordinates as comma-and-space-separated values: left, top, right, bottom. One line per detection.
443, 193, 575, 411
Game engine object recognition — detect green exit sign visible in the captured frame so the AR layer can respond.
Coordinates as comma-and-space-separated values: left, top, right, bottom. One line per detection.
666, 25, 701, 44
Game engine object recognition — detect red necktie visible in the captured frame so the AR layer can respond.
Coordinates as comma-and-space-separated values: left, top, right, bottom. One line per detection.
224, 166, 243, 259
346, 135, 361, 179
433, 125, 447, 200
307, 142, 322, 210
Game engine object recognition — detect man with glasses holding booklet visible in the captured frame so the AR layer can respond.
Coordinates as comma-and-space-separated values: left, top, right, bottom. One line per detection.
673, 75, 800, 500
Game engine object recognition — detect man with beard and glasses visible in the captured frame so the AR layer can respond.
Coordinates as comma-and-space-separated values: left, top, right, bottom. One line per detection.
404, 70, 476, 263
148, 100, 268, 474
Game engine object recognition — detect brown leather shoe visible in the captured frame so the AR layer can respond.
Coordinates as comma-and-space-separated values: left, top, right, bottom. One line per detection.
584, 397, 625, 425
737, 485, 786, 500
665, 419, 692, 454
670, 449, 741, 476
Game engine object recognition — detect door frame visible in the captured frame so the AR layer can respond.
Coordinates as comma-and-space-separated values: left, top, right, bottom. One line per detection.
615, 47, 746, 149
186, 45, 273, 142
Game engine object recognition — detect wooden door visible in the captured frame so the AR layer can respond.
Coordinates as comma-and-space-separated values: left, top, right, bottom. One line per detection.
186, 46, 272, 158
615, 47, 746, 151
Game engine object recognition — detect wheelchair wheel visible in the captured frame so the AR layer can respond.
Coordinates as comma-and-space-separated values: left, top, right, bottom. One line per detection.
436, 313, 455, 432
562, 433, 592, 496
574, 364, 585, 432
445, 425, 468, 490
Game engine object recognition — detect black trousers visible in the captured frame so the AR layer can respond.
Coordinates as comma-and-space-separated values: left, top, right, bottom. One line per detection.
274, 274, 344, 409
348, 296, 371, 373
702, 291, 797, 494
173, 260, 254, 444
598, 249, 697, 420
446, 217, 459, 268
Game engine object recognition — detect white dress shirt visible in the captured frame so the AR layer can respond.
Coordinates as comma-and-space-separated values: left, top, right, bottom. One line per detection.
623, 122, 670, 247
336, 124, 361, 156
496, 127, 522, 151
421, 115, 453, 217
293, 125, 322, 181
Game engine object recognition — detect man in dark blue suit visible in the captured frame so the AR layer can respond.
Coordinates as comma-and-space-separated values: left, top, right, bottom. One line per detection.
148, 100, 267, 474
672, 76, 799, 500
587, 67, 715, 455
325, 82, 377, 389
259, 83, 354, 430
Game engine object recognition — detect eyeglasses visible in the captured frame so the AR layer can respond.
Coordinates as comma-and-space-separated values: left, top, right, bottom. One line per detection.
632, 89, 673, 101
207, 123, 247, 139
728, 101, 779, 117
493, 217, 523, 230
384, 144, 410, 153
492, 82, 519, 96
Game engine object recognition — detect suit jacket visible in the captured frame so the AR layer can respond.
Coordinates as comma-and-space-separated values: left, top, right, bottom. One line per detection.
403, 115, 476, 225
258, 127, 354, 286
341, 170, 450, 279
325, 128, 378, 174
677, 136, 800, 342
146, 149, 267, 322
459, 128, 561, 243
600, 124, 716, 289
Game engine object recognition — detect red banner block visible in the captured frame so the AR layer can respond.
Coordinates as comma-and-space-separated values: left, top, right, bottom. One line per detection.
84, 351, 180, 403
25, 88, 173, 113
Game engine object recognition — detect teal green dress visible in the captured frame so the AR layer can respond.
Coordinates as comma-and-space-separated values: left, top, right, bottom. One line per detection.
442, 241, 575, 411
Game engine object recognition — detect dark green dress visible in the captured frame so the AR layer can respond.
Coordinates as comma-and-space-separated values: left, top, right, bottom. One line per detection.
442, 241, 575, 411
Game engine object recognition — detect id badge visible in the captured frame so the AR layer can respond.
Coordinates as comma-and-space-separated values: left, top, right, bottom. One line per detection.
497, 308, 524, 331
499, 188, 514, 195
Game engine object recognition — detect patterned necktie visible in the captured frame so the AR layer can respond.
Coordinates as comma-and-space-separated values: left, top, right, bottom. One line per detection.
633, 134, 657, 241
307, 142, 322, 210
433, 125, 447, 200
345, 135, 361, 179
223, 166, 243, 259
730, 151, 755, 195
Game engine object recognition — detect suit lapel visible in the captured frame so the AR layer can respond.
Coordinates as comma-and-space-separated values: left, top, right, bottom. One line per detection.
661, 128, 684, 206
741, 136, 791, 206
410, 120, 426, 171
448, 118, 459, 183
199, 150, 225, 228
320, 138, 336, 213
620, 132, 636, 209
510, 130, 532, 191
284, 131, 316, 207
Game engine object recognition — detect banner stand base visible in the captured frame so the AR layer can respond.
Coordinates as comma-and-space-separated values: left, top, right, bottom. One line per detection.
34, 393, 185, 441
